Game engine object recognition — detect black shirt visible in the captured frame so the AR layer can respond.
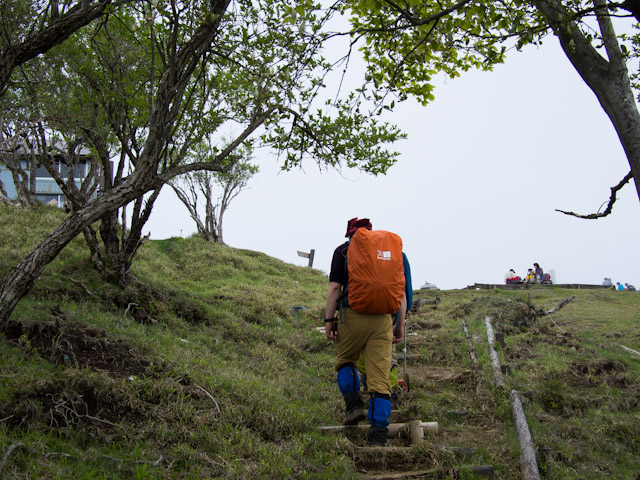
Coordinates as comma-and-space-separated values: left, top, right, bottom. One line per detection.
329, 241, 349, 285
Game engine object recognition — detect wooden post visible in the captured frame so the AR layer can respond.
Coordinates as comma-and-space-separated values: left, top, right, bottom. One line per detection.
485, 317, 505, 388
509, 390, 541, 480
297, 249, 315, 268
408, 419, 425, 445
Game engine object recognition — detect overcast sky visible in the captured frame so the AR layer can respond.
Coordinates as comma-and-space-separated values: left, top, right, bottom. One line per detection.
143, 25, 640, 291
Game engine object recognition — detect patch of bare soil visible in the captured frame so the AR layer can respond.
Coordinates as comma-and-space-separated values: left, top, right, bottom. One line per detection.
2, 309, 152, 378
106, 280, 210, 325
1, 312, 220, 441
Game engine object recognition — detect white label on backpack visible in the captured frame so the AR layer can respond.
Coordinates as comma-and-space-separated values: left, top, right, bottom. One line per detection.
377, 250, 392, 260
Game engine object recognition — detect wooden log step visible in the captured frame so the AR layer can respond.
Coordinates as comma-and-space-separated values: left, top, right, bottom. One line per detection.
319, 421, 438, 438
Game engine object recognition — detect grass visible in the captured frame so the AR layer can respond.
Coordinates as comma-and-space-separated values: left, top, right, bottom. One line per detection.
1, 204, 639, 479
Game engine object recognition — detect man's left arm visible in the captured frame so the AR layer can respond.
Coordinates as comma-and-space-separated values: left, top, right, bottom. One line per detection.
393, 292, 407, 344
325, 281, 342, 340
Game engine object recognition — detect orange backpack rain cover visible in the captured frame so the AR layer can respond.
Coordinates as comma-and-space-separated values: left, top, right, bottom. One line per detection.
347, 229, 405, 314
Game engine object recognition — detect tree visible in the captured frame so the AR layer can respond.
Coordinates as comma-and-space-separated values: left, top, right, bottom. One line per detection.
0, 121, 40, 208
170, 141, 258, 244
339, 0, 640, 212
0, 0, 405, 324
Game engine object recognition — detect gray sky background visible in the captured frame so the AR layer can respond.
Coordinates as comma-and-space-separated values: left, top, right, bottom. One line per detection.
143, 28, 640, 290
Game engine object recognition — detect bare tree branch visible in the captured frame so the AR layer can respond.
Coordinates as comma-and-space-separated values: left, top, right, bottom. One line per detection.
555, 170, 633, 219
0, 0, 132, 95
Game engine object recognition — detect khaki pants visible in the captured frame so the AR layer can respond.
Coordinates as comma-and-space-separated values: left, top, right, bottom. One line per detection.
335, 307, 393, 396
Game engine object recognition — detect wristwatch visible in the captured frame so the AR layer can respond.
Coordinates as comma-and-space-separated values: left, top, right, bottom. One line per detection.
324, 317, 335, 323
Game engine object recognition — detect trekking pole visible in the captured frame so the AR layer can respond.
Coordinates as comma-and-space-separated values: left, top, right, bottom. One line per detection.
403, 318, 410, 392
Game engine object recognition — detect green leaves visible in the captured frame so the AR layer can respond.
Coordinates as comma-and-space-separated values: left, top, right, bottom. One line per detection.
338, 0, 548, 105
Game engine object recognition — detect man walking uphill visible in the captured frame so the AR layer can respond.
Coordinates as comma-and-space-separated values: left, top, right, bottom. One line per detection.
324, 217, 409, 446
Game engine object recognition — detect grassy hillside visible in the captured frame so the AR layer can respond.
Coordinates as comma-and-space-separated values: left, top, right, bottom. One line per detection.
1, 205, 639, 479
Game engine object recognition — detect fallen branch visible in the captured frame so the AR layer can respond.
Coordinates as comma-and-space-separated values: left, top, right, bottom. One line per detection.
543, 295, 576, 315
0, 442, 26, 473
485, 317, 505, 388
509, 390, 540, 480
461, 320, 479, 368
617, 344, 640, 357
195, 385, 221, 414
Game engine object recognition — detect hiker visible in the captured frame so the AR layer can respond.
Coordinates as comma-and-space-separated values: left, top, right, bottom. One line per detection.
325, 217, 409, 446
626, 283, 636, 291
602, 277, 613, 287
358, 251, 413, 409
533, 263, 543, 283
525, 269, 536, 283
505, 268, 522, 284
616, 282, 625, 291
533, 263, 551, 284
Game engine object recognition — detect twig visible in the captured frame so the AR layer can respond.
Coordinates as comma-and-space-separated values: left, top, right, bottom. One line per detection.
124, 303, 138, 317
0, 415, 14, 423
80, 414, 118, 427
44, 452, 73, 458
131, 455, 163, 466
545, 313, 566, 334
97, 453, 163, 467
68, 277, 99, 299
0, 442, 26, 473
195, 385, 221, 414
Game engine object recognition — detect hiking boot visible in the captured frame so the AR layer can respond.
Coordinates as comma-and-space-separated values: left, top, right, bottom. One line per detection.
368, 425, 388, 446
343, 408, 366, 426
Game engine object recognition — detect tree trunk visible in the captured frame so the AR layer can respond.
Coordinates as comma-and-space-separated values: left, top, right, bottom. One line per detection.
0, 173, 159, 323
535, 0, 640, 202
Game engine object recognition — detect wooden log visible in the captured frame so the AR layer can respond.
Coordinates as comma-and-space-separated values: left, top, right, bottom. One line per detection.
461, 320, 479, 368
360, 465, 494, 479
509, 389, 541, 480
618, 343, 640, 357
485, 317, 505, 388
543, 295, 576, 315
408, 419, 424, 445
319, 421, 438, 438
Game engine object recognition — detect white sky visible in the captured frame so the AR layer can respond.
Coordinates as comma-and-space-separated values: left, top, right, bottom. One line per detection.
143, 29, 640, 290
